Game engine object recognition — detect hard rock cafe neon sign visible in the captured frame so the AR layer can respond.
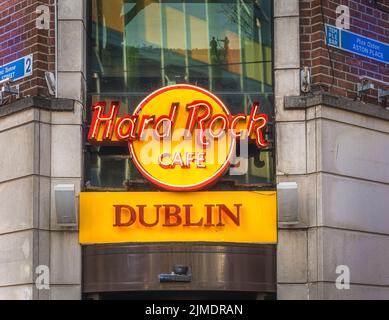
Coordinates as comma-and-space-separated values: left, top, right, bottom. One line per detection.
88, 84, 269, 191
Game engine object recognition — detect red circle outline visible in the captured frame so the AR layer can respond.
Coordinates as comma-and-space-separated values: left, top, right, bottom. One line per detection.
129, 84, 235, 192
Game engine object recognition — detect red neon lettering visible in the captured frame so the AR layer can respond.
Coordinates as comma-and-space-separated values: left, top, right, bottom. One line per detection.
88, 101, 120, 141
171, 152, 184, 168
185, 152, 195, 168
184, 101, 212, 146
247, 103, 269, 148
229, 114, 247, 137
196, 152, 206, 168
138, 116, 155, 141
208, 114, 228, 139
158, 152, 206, 169
158, 153, 171, 169
115, 115, 138, 141
153, 103, 179, 139
88, 100, 270, 149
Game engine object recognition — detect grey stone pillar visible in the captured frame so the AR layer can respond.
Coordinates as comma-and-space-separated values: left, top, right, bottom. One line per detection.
0, 98, 81, 299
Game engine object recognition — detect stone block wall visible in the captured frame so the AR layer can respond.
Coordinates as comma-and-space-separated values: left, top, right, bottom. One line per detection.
0, 98, 83, 299
276, 0, 389, 300
277, 94, 389, 300
0, 0, 86, 300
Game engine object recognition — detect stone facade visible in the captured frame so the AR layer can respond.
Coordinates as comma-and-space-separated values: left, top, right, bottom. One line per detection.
277, 94, 389, 300
0, 98, 82, 299
0, 1, 85, 300
275, 0, 389, 300
0, 0, 388, 300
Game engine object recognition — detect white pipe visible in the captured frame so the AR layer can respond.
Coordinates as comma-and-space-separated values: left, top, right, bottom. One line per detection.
54, 0, 58, 98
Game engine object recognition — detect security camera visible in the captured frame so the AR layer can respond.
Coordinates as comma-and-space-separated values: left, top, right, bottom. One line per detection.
45, 72, 56, 96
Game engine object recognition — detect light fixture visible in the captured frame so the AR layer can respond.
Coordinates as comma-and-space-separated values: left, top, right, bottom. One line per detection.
378, 89, 389, 106
357, 79, 375, 100
54, 184, 77, 226
159, 265, 192, 283
45, 72, 56, 96
277, 182, 299, 225
301, 67, 311, 93
0, 78, 20, 104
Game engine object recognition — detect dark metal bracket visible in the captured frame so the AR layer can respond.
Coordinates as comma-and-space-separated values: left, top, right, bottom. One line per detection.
159, 265, 192, 283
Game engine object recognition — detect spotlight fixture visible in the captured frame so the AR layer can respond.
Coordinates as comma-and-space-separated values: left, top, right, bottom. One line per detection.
159, 265, 192, 283
0, 78, 20, 104
45, 71, 56, 96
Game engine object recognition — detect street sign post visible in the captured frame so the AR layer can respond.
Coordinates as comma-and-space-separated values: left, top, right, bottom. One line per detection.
0, 55, 33, 82
325, 24, 389, 64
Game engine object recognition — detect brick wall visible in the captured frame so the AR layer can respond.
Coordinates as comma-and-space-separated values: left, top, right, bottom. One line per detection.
1, 0, 387, 105
300, 0, 389, 105
0, 0, 55, 100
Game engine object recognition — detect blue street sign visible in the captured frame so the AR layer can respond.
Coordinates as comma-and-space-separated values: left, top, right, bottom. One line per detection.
325, 24, 389, 65
0, 55, 33, 82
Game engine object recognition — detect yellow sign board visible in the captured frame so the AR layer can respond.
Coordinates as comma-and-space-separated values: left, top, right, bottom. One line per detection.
79, 191, 277, 245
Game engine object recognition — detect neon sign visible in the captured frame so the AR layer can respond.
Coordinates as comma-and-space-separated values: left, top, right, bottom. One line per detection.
88, 84, 269, 191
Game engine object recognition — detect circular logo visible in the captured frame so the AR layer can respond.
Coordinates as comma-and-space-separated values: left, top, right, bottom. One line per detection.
129, 84, 235, 191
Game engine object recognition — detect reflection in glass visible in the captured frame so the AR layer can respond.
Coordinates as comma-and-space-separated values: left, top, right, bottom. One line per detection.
87, 0, 274, 190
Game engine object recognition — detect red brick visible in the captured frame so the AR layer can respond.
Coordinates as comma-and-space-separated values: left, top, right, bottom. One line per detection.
300, 0, 388, 104
0, 0, 55, 99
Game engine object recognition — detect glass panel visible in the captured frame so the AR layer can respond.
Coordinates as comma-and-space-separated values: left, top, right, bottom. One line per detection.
87, 0, 274, 190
